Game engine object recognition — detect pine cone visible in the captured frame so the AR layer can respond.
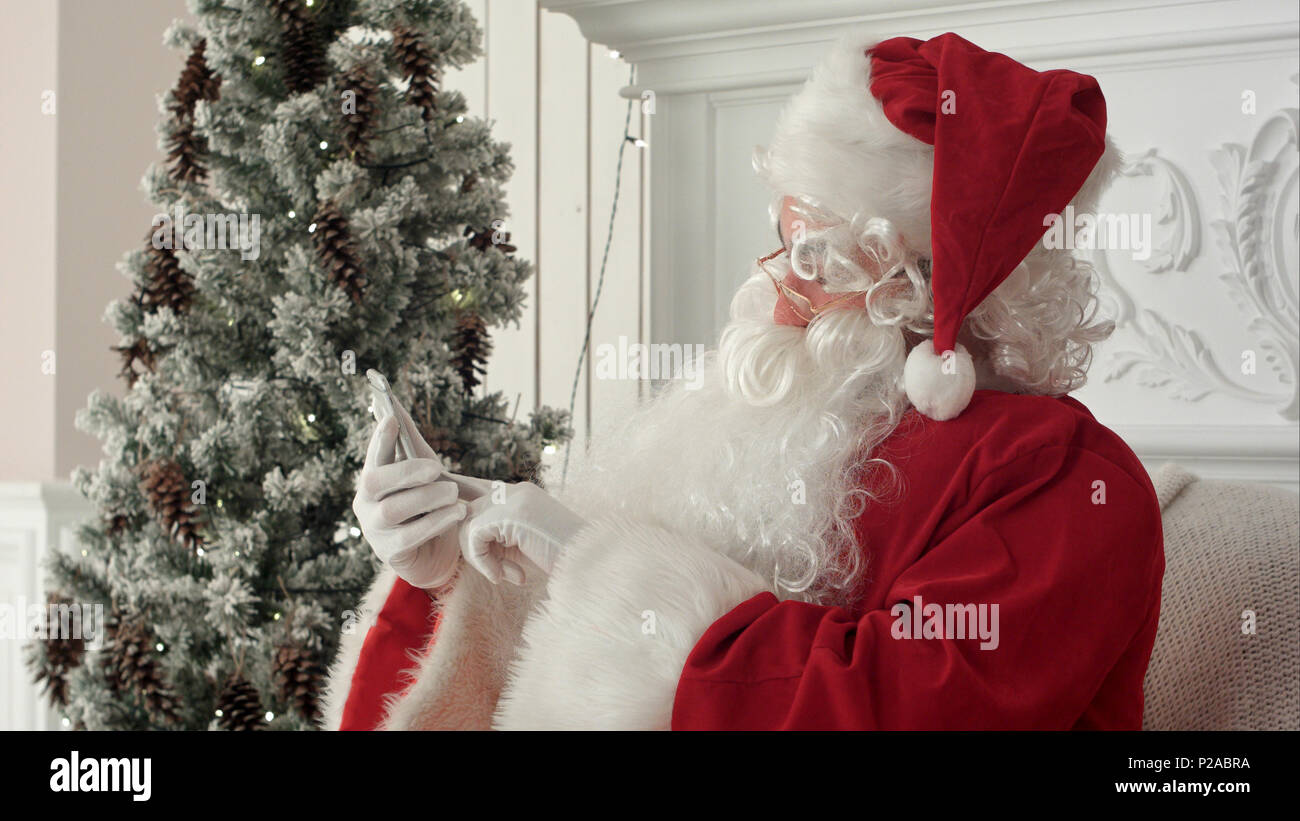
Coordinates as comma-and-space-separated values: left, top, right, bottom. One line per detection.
215, 673, 266, 731
106, 513, 131, 536
139, 460, 204, 552
464, 224, 517, 254
33, 595, 87, 708
414, 421, 464, 463
164, 39, 220, 185
339, 64, 380, 162
142, 238, 196, 314
112, 337, 156, 388
170, 39, 221, 118
311, 201, 367, 303
166, 120, 208, 183
451, 312, 492, 393
392, 26, 438, 121
497, 437, 541, 484
273, 644, 323, 723
269, 0, 327, 94
104, 610, 181, 724
460, 172, 478, 193
507, 456, 541, 484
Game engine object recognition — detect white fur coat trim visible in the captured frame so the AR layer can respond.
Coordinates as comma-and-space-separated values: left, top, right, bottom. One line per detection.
319, 564, 401, 731
492, 515, 769, 730
323, 515, 768, 730
321, 563, 542, 731
381, 567, 539, 730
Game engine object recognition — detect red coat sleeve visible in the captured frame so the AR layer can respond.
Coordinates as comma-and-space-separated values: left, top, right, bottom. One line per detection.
671, 445, 1164, 730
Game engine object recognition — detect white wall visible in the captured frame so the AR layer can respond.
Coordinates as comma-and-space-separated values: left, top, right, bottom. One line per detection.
0, 0, 192, 483
0, 0, 59, 481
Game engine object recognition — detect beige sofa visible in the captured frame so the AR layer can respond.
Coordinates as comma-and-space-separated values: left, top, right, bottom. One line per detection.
1143, 464, 1300, 730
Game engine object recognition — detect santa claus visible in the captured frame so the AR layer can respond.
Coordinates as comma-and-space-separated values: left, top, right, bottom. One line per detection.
322, 31, 1165, 730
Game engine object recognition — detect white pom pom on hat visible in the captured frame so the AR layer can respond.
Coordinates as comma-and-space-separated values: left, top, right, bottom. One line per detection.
903, 340, 976, 422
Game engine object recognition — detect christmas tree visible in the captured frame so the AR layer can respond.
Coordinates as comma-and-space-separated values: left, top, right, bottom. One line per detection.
29, 0, 569, 730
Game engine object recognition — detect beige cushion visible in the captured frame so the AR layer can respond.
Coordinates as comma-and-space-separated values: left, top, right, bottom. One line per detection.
1143, 464, 1300, 730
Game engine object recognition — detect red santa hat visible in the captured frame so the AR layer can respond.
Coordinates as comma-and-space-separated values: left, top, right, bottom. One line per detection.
763, 32, 1115, 421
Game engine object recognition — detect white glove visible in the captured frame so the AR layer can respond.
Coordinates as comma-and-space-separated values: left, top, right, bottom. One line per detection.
352, 408, 478, 590
458, 482, 587, 585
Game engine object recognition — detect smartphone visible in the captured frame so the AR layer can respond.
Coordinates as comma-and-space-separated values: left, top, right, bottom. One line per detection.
364, 369, 491, 500
366, 369, 418, 461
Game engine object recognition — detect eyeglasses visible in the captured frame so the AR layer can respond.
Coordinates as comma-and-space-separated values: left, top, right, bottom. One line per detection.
758, 246, 869, 325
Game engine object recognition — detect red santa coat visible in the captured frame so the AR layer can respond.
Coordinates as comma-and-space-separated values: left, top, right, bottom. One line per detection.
322, 390, 1164, 730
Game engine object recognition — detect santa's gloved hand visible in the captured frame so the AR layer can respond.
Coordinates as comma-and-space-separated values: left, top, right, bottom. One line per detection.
353, 415, 469, 590
459, 482, 587, 585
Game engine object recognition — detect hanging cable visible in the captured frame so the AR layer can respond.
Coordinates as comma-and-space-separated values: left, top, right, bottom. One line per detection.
560, 64, 638, 488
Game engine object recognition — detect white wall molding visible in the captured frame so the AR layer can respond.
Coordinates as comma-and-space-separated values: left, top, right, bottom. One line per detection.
548, 0, 1300, 96
1116, 425, 1300, 490
544, 0, 1273, 54
1101, 99, 1299, 420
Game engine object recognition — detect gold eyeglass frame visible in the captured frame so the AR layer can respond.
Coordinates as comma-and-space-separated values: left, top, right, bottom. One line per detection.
758, 246, 870, 325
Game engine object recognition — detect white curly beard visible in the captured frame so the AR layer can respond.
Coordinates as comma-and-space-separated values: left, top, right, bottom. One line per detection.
555, 269, 911, 605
